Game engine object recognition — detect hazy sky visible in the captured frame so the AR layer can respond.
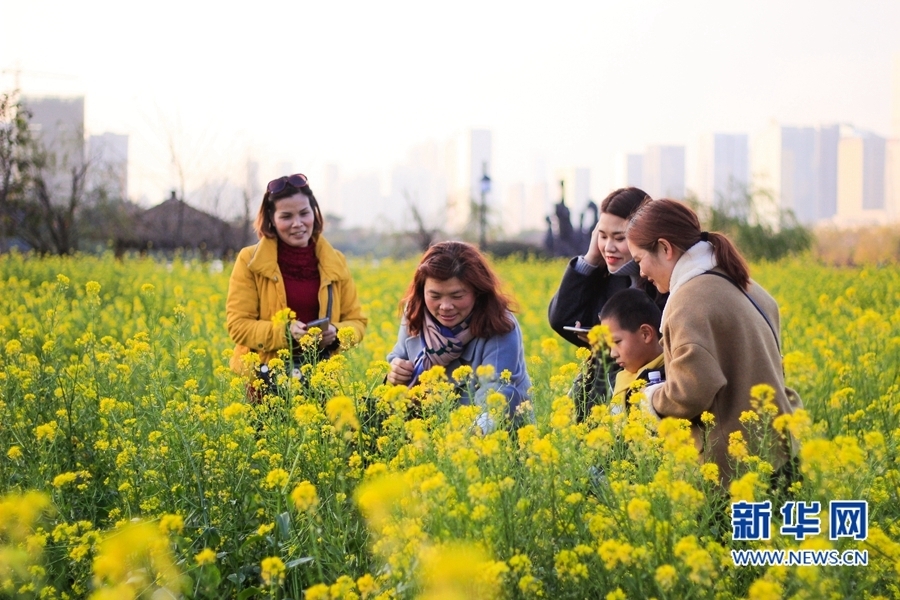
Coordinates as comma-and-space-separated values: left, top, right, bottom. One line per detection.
2, 0, 899, 213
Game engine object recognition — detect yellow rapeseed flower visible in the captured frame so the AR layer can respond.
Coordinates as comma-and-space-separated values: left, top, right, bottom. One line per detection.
655, 564, 678, 591
729, 472, 762, 502
748, 579, 784, 600
326, 395, 360, 431
356, 573, 377, 597
627, 498, 652, 522
418, 542, 501, 599
291, 481, 319, 513
598, 539, 634, 570
260, 556, 286, 587
727, 430, 749, 461
263, 468, 290, 490
337, 326, 357, 349
305, 583, 330, 600
34, 421, 59, 443
52, 472, 79, 488
158, 514, 184, 535
194, 548, 216, 566
587, 324, 612, 350
271, 307, 295, 331
475, 364, 496, 380
92, 521, 185, 594
222, 402, 248, 421
700, 463, 719, 483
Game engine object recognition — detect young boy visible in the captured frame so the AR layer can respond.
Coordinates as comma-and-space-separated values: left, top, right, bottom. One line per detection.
598, 288, 665, 411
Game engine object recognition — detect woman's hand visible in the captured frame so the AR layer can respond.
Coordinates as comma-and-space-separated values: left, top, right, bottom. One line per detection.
574, 320, 590, 344
319, 324, 337, 349
290, 320, 337, 348
289, 320, 308, 341
387, 357, 414, 385
584, 221, 604, 267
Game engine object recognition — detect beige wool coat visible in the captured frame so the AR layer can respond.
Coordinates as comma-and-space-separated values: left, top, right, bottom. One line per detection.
647, 242, 797, 484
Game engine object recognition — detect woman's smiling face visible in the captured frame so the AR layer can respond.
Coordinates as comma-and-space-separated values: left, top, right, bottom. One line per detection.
628, 240, 676, 293
424, 277, 475, 328
597, 212, 632, 273
272, 193, 315, 247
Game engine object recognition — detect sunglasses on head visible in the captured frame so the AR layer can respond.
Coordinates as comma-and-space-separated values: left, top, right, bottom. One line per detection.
266, 173, 309, 195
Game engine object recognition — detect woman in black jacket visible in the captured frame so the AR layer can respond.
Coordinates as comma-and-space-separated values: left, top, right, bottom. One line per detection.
547, 187, 666, 418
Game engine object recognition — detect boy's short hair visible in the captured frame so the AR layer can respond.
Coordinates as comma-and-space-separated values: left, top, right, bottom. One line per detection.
599, 288, 662, 335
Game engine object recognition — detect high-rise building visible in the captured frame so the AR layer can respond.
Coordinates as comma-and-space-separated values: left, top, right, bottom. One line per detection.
446, 129, 492, 232
780, 127, 817, 223
503, 183, 527, 235
885, 140, 900, 223
892, 54, 900, 139
643, 145, 685, 200
88, 132, 128, 199
751, 122, 839, 224
341, 173, 384, 230
613, 152, 644, 190
246, 160, 261, 204
696, 133, 749, 208
22, 96, 85, 199
814, 125, 840, 220
837, 128, 887, 224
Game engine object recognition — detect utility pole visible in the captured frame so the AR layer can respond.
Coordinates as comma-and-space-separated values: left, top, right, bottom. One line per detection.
479, 162, 491, 251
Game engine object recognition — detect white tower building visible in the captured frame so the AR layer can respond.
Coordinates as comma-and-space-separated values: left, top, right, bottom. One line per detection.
643, 145, 685, 200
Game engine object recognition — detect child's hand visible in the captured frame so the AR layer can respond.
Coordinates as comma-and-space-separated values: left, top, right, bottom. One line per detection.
641, 383, 663, 420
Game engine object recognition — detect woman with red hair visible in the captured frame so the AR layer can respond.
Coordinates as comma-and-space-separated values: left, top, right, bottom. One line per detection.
387, 241, 531, 430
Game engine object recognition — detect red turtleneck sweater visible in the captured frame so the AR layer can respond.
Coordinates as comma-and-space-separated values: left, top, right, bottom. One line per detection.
277, 239, 320, 324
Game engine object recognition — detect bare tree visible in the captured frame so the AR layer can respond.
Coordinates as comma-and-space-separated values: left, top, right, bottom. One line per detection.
0, 91, 36, 249
0, 90, 120, 254
403, 190, 439, 252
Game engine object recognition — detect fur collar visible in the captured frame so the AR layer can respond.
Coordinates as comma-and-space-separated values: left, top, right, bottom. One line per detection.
661, 241, 716, 326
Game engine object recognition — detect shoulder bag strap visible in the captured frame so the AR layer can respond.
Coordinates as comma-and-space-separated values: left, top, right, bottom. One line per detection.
702, 270, 780, 352
326, 284, 333, 319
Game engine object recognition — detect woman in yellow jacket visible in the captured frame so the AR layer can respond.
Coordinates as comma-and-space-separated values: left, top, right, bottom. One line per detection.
226, 173, 367, 375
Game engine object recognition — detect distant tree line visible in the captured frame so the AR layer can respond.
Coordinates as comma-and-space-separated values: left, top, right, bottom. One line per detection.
684, 187, 812, 262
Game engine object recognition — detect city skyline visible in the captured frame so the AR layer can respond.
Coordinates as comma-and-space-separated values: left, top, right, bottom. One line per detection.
3, 1, 899, 227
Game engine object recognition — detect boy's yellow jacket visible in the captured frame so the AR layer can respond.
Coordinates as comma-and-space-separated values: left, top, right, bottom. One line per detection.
611, 354, 665, 406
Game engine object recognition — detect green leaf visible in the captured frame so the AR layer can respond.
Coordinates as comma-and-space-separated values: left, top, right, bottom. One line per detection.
285, 556, 314, 569
237, 586, 261, 600
276, 511, 292, 537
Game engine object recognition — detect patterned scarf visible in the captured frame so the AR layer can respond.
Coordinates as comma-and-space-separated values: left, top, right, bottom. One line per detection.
409, 311, 475, 387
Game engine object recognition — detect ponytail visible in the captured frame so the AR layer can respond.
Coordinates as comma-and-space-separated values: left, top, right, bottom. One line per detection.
707, 232, 750, 289
628, 199, 752, 290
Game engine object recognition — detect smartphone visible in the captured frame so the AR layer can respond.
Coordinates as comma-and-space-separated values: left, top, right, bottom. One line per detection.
563, 325, 592, 334
306, 317, 331, 330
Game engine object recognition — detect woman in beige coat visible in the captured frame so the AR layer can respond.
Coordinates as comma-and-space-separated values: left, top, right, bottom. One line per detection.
625, 199, 797, 484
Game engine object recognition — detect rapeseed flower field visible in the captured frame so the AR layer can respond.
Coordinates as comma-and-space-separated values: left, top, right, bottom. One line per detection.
1, 250, 899, 599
